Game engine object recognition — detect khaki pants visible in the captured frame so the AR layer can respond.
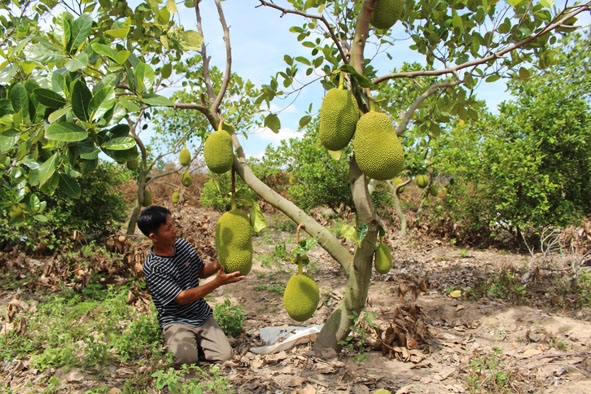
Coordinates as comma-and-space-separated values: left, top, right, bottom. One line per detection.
163, 317, 232, 366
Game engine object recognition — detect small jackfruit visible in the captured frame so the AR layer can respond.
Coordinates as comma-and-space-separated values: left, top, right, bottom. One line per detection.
374, 243, 393, 274
370, 0, 404, 30
394, 177, 405, 194
319, 88, 359, 151
429, 185, 439, 197
215, 209, 253, 276
142, 190, 152, 207
181, 171, 192, 187
179, 146, 191, 166
353, 111, 404, 181
171, 191, 180, 204
283, 273, 319, 322
126, 158, 138, 170
416, 174, 429, 189
373, 390, 392, 394
204, 130, 233, 174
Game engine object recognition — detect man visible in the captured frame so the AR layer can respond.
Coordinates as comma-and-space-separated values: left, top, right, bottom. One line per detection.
137, 205, 244, 366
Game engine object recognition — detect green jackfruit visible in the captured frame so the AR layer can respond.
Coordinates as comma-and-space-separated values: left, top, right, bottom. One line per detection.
172, 191, 180, 204
370, 0, 404, 30
353, 111, 404, 181
319, 88, 359, 151
126, 158, 138, 170
179, 146, 191, 166
142, 190, 152, 207
181, 171, 192, 187
416, 174, 429, 189
283, 273, 319, 322
394, 177, 405, 194
429, 185, 439, 197
374, 243, 392, 274
215, 209, 253, 276
204, 130, 233, 174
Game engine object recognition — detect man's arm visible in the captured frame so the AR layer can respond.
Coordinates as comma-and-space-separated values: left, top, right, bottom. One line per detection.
199, 260, 222, 279
174, 268, 244, 306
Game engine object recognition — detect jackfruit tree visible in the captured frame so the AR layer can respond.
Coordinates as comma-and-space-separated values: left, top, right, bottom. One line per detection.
1, 0, 590, 352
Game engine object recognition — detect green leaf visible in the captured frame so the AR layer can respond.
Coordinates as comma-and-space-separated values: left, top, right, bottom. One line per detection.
37, 153, 58, 187
141, 94, 174, 107
34, 89, 66, 108
65, 53, 89, 72
299, 115, 311, 128
72, 80, 92, 121
518, 67, 531, 80
166, 0, 178, 13
10, 83, 29, 117
507, 0, 525, 6
45, 122, 88, 142
356, 223, 368, 246
0, 129, 19, 151
101, 136, 136, 151
89, 86, 115, 122
180, 30, 203, 50
485, 74, 501, 83
249, 203, 267, 233
48, 107, 72, 123
339, 64, 373, 88
105, 17, 131, 39
340, 223, 357, 243
91, 43, 120, 63
59, 173, 81, 199
69, 14, 92, 54
24, 43, 66, 64
264, 113, 281, 133
161, 63, 172, 79
134, 62, 155, 93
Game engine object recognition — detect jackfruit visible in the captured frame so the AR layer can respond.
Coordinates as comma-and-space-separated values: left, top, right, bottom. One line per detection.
319, 88, 359, 151
394, 177, 405, 193
142, 190, 152, 207
374, 243, 392, 274
204, 130, 233, 174
429, 185, 439, 197
353, 111, 404, 181
374, 390, 392, 394
126, 158, 138, 170
172, 191, 180, 204
215, 208, 253, 276
370, 0, 404, 30
181, 171, 192, 187
179, 146, 191, 166
416, 174, 429, 189
283, 273, 319, 322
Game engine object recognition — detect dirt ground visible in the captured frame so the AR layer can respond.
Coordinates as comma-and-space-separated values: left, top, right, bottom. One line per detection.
2, 205, 591, 393
178, 207, 591, 394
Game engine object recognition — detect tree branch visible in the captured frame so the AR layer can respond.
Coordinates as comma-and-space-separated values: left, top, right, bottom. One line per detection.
373, 4, 591, 85
257, 0, 349, 63
212, 0, 232, 114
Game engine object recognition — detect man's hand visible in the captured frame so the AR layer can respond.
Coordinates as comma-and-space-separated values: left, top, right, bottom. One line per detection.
214, 267, 245, 285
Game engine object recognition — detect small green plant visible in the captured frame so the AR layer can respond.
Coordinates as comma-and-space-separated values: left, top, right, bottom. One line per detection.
468, 269, 526, 302
213, 298, 245, 338
338, 309, 379, 363
467, 347, 514, 394
254, 283, 285, 294
575, 270, 591, 306
152, 364, 233, 394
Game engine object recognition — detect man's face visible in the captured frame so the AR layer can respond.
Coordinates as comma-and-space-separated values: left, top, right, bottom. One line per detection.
152, 215, 177, 246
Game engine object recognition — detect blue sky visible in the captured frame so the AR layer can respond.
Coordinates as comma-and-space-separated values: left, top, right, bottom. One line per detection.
176, 1, 517, 158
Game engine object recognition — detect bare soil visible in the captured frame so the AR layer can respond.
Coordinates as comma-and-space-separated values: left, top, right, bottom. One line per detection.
2, 205, 591, 394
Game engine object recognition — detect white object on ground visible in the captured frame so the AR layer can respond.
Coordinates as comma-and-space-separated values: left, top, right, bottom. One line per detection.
249, 324, 324, 354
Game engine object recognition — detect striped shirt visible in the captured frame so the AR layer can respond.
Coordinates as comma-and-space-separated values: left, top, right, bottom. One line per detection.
143, 238, 212, 328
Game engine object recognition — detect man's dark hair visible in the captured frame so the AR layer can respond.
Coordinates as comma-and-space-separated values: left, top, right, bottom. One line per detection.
137, 206, 172, 237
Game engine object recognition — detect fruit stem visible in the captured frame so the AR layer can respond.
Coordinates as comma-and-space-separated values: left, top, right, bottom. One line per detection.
338, 71, 345, 90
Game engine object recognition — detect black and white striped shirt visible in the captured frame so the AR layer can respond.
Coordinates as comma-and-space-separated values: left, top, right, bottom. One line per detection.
143, 238, 212, 328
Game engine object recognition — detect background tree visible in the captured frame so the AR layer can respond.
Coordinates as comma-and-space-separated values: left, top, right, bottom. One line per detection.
432, 30, 591, 246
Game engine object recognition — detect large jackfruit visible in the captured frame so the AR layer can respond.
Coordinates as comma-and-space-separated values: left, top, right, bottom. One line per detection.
204, 130, 233, 174
353, 111, 404, 181
283, 273, 319, 322
370, 0, 404, 30
374, 243, 393, 274
179, 146, 191, 166
319, 88, 359, 151
215, 208, 253, 276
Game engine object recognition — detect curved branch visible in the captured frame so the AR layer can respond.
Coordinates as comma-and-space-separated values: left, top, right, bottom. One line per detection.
395, 80, 460, 136
257, 0, 349, 62
231, 134, 353, 275
373, 4, 591, 85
